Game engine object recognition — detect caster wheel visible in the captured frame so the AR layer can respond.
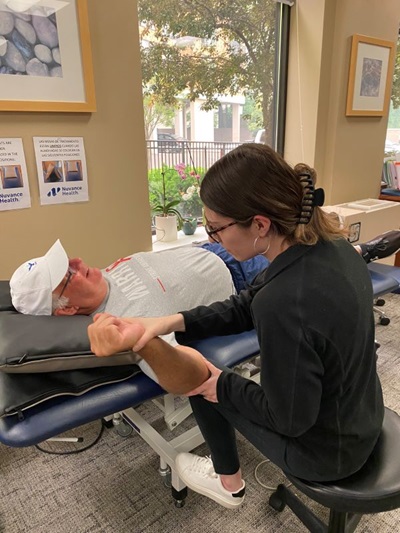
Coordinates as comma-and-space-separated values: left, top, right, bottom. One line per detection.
375, 298, 385, 307
379, 317, 390, 326
269, 492, 286, 512
115, 420, 133, 437
174, 499, 185, 508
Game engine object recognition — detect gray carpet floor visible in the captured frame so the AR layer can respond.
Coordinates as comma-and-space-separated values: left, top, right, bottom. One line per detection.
1, 293, 399, 533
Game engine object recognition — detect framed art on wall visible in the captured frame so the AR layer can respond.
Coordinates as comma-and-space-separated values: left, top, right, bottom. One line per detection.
0, 0, 96, 112
346, 34, 396, 117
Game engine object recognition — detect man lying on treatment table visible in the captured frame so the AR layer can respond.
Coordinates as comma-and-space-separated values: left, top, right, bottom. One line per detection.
9, 229, 400, 390
9, 240, 236, 386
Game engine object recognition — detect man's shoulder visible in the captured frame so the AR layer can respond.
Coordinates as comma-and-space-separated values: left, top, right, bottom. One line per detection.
153, 246, 225, 268
154, 246, 209, 259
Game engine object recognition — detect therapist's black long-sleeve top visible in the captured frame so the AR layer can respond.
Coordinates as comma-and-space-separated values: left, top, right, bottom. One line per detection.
177, 239, 384, 481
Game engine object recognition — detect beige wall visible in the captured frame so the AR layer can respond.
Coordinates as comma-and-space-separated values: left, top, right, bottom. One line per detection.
2, 0, 400, 279
285, 0, 400, 204
0, 0, 152, 279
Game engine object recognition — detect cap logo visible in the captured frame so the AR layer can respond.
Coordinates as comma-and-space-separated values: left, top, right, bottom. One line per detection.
27, 261, 37, 271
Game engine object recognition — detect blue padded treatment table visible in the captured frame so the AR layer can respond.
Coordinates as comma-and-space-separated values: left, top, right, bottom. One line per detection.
0, 265, 398, 448
0, 331, 260, 448
368, 263, 400, 294
368, 267, 400, 297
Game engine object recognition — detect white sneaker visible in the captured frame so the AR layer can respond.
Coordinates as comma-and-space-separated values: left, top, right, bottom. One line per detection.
175, 453, 245, 509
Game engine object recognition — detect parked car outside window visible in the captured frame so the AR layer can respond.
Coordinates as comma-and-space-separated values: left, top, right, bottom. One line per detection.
157, 133, 187, 153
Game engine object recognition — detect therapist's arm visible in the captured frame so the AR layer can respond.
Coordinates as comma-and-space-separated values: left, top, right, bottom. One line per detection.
124, 313, 185, 351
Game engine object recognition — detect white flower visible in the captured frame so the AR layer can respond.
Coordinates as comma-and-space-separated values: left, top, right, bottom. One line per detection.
182, 185, 200, 202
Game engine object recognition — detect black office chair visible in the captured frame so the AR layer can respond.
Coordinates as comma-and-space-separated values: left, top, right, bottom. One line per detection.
269, 408, 400, 532
369, 269, 399, 326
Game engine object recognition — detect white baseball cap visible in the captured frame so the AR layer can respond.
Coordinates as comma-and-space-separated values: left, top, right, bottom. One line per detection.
10, 239, 69, 315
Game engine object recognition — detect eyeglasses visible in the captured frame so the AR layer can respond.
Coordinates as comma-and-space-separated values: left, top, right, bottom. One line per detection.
204, 216, 254, 243
204, 221, 239, 243
59, 268, 75, 298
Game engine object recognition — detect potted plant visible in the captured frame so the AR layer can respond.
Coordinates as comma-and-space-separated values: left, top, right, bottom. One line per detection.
151, 168, 183, 242
174, 163, 203, 235
180, 184, 201, 235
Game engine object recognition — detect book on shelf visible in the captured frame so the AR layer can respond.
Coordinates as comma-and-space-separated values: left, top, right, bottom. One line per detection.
382, 159, 400, 190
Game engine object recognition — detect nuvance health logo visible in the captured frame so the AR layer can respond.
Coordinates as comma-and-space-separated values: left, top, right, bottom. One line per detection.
47, 187, 61, 197
47, 186, 82, 198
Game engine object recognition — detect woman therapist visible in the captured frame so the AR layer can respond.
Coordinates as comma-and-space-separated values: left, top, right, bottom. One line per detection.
89, 143, 384, 510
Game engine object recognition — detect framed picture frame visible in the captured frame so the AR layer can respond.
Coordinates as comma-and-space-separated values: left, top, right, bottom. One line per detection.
0, 0, 96, 112
346, 34, 396, 117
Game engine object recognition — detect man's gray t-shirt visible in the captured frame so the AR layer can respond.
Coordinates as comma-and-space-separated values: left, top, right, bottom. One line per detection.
99, 247, 235, 381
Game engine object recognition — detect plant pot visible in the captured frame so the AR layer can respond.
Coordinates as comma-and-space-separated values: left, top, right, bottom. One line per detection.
182, 218, 197, 235
154, 215, 178, 242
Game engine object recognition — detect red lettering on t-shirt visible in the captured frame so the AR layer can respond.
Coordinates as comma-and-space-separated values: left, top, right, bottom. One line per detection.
157, 278, 166, 292
105, 257, 132, 272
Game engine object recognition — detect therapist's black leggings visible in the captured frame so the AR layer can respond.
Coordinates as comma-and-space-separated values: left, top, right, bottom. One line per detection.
189, 394, 290, 476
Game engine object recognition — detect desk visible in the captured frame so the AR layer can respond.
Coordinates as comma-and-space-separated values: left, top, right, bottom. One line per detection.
379, 194, 400, 266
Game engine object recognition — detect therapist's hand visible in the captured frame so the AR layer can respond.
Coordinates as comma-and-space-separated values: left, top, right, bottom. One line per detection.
124, 314, 186, 352
88, 313, 145, 357
185, 359, 222, 402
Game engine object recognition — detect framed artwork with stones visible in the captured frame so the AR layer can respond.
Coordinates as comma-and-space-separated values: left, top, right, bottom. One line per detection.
0, 0, 96, 112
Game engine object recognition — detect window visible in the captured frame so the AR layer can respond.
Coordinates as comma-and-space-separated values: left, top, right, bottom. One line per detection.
137, 0, 292, 230
383, 30, 400, 191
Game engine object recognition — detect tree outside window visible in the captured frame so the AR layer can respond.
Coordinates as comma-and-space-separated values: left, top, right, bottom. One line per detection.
138, 0, 278, 145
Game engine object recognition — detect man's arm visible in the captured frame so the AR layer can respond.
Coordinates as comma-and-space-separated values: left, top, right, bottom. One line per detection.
137, 339, 210, 394
88, 313, 209, 395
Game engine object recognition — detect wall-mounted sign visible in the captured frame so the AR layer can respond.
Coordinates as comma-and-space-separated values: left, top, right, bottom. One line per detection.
0, 138, 31, 211
33, 136, 89, 205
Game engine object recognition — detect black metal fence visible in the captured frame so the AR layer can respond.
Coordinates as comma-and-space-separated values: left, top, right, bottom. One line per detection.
146, 140, 242, 172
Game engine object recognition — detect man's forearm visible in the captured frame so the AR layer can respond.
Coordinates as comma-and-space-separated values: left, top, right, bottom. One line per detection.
88, 313, 207, 393
137, 337, 208, 395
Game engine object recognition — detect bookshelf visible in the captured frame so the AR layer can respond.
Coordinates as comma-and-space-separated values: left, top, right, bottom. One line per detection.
379, 194, 400, 203
378, 194, 400, 266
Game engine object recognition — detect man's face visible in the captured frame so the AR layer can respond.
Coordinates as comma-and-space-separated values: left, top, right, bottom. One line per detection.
53, 257, 108, 315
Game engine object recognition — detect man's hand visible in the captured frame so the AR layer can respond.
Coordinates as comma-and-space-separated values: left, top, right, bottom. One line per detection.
88, 313, 145, 357
185, 359, 222, 402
